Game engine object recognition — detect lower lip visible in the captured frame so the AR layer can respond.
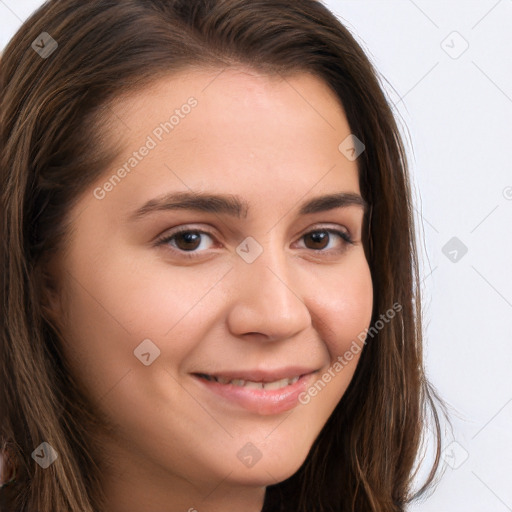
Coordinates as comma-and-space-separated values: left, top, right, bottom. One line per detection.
192, 372, 316, 415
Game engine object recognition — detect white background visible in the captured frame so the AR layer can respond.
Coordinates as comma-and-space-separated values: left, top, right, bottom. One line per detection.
1, 1, 511, 510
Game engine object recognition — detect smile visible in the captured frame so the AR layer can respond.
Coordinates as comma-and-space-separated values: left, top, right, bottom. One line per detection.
191, 368, 319, 415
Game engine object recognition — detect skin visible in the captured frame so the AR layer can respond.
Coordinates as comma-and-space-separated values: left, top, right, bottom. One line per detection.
46, 68, 373, 512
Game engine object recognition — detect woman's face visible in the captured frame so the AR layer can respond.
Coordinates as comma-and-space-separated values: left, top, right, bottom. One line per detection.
50, 68, 373, 510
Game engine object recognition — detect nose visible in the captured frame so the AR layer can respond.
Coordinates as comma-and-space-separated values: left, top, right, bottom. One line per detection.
225, 239, 312, 342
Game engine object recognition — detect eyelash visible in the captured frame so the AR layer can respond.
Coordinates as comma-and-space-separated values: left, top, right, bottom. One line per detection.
154, 226, 354, 259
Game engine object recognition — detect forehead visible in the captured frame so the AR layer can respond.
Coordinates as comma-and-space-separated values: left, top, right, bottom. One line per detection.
108, 67, 352, 158
111, 66, 346, 121
82, 67, 362, 226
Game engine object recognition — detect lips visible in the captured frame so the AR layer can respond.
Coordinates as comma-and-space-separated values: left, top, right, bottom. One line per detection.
190, 366, 319, 415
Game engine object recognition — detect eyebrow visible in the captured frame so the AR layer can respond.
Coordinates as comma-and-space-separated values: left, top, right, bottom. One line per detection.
129, 190, 368, 221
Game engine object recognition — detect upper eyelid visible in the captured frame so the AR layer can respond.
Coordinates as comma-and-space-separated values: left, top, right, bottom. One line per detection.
158, 222, 352, 237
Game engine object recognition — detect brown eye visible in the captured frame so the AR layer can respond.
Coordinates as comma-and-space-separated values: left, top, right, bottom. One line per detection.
304, 231, 329, 250
156, 229, 216, 257
299, 229, 353, 252
173, 231, 202, 251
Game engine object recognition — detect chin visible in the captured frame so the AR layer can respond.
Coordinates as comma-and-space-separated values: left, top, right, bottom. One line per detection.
225, 448, 309, 487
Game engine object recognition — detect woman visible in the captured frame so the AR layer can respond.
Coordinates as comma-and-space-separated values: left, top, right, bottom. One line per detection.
0, 0, 444, 510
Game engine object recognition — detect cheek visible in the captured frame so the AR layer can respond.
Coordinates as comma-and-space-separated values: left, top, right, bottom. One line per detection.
288, 255, 373, 449
291, 253, 373, 409
308, 253, 374, 361
56, 252, 228, 394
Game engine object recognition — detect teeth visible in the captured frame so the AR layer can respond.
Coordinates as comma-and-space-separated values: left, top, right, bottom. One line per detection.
262, 378, 290, 390
204, 374, 301, 389
244, 381, 264, 389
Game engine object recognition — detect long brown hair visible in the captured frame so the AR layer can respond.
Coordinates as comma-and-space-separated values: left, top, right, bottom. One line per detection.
0, 0, 445, 510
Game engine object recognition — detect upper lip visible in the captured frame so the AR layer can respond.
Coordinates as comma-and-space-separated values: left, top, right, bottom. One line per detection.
193, 366, 319, 383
